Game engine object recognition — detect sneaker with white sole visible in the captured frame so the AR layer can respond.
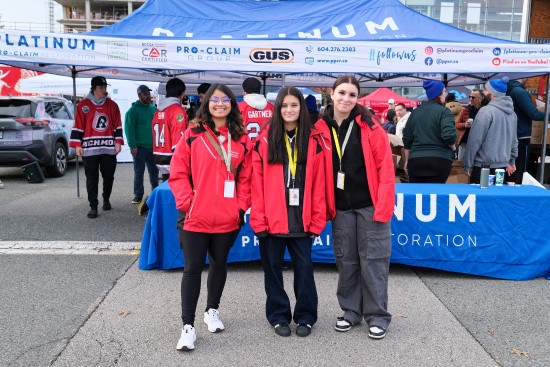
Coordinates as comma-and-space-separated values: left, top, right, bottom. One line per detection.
204, 308, 224, 333
176, 324, 196, 351
335, 317, 353, 332
368, 325, 386, 339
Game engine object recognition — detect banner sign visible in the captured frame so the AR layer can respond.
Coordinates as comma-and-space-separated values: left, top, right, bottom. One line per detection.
1, 31, 550, 75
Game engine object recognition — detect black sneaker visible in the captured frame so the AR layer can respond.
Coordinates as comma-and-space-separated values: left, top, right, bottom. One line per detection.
335, 317, 353, 332
368, 326, 386, 339
102, 200, 111, 210
131, 196, 142, 204
87, 208, 98, 218
296, 323, 312, 337
273, 323, 291, 337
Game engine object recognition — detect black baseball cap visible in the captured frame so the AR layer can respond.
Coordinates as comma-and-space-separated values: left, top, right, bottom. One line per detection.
137, 85, 152, 94
91, 76, 109, 87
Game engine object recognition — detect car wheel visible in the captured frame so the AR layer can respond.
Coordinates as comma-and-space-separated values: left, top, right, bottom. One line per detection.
46, 142, 68, 177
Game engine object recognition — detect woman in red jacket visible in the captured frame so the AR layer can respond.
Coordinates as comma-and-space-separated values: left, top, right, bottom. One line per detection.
250, 87, 326, 338
169, 84, 252, 351
314, 75, 395, 340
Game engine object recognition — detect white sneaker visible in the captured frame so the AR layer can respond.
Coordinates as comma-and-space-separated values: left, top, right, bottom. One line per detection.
176, 324, 196, 351
203, 308, 224, 333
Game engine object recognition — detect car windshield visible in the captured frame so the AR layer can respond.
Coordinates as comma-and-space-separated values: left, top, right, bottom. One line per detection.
0, 100, 36, 118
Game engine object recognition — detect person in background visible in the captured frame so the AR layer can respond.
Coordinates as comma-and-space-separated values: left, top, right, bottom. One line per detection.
70, 76, 123, 218
394, 103, 410, 140
188, 83, 211, 120
305, 94, 319, 124
170, 83, 252, 351
238, 77, 274, 142
464, 77, 518, 183
250, 87, 326, 338
403, 80, 456, 183
152, 78, 188, 182
456, 88, 485, 162
124, 84, 159, 204
381, 98, 395, 123
506, 77, 550, 184
445, 92, 464, 159
315, 75, 395, 340
382, 109, 397, 135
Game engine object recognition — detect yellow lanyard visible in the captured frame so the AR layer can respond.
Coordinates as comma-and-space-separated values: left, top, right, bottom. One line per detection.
331, 121, 354, 171
331, 127, 342, 161
284, 128, 298, 180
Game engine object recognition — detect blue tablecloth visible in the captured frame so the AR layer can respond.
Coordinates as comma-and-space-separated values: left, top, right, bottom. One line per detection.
139, 181, 550, 280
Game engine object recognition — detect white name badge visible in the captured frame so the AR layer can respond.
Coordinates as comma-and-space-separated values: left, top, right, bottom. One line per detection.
224, 180, 235, 198
289, 188, 300, 206
337, 171, 345, 190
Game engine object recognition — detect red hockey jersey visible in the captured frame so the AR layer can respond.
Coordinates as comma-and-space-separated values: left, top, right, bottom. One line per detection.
69, 97, 123, 157
152, 102, 188, 175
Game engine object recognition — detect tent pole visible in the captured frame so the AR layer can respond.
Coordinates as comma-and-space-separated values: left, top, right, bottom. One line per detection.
538, 73, 550, 184
71, 66, 80, 199
261, 72, 267, 96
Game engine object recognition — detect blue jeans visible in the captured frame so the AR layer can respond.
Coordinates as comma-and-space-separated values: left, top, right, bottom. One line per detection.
133, 147, 159, 198
259, 236, 318, 326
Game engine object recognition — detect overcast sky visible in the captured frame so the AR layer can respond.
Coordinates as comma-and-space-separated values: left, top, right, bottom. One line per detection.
0, 0, 63, 26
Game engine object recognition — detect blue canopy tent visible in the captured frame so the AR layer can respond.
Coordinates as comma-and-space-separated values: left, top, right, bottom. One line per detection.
0, 0, 549, 177
0, 0, 548, 86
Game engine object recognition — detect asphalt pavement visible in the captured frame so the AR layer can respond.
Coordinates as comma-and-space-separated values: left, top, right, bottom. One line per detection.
1, 162, 549, 367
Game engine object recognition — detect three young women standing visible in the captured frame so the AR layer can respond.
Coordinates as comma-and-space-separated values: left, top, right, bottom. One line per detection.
315, 75, 395, 339
250, 87, 326, 337
169, 84, 252, 350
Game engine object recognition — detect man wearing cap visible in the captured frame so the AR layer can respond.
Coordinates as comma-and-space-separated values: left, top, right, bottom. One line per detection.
70, 76, 124, 218
464, 77, 518, 183
238, 77, 274, 142
402, 80, 456, 183
124, 84, 159, 204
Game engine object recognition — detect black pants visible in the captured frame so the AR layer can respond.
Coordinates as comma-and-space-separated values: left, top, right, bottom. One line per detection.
407, 157, 452, 183
178, 229, 239, 326
259, 236, 318, 326
82, 154, 117, 209
507, 138, 529, 184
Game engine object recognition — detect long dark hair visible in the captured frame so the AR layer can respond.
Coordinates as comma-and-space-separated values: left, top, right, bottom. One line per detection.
194, 83, 245, 140
267, 87, 311, 164
323, 74, 379, 126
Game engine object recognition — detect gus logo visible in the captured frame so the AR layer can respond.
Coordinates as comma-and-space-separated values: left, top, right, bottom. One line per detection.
249, 48, 294, 63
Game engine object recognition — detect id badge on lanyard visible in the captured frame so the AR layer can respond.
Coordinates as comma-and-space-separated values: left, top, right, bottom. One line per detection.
337, 171, 345, 190
332, 121, 354, 191
289, 188, 300, 206
224, 180, 235, 198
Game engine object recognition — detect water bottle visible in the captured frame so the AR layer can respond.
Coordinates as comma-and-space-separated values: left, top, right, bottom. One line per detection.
480, 164, 490, 188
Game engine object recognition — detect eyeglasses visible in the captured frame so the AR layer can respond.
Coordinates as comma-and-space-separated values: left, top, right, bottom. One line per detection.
469, 96, 480, 99
210, 96, 231, 104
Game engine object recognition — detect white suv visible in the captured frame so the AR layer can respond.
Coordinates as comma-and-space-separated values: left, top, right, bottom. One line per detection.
0, 96, 76, 177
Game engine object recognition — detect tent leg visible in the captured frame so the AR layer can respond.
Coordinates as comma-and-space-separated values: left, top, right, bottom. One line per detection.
538, 73, 550, 184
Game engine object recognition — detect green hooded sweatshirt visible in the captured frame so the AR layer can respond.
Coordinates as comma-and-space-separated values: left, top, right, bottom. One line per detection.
124, 100, 157, 149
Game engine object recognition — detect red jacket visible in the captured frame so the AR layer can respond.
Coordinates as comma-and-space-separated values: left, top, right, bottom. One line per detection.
315, 115, 395, 223
250, 128, 327, 236
169, 124, 253, 233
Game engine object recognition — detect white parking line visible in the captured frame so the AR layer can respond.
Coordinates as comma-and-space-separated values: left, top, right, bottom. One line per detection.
0, 241, 140, 255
